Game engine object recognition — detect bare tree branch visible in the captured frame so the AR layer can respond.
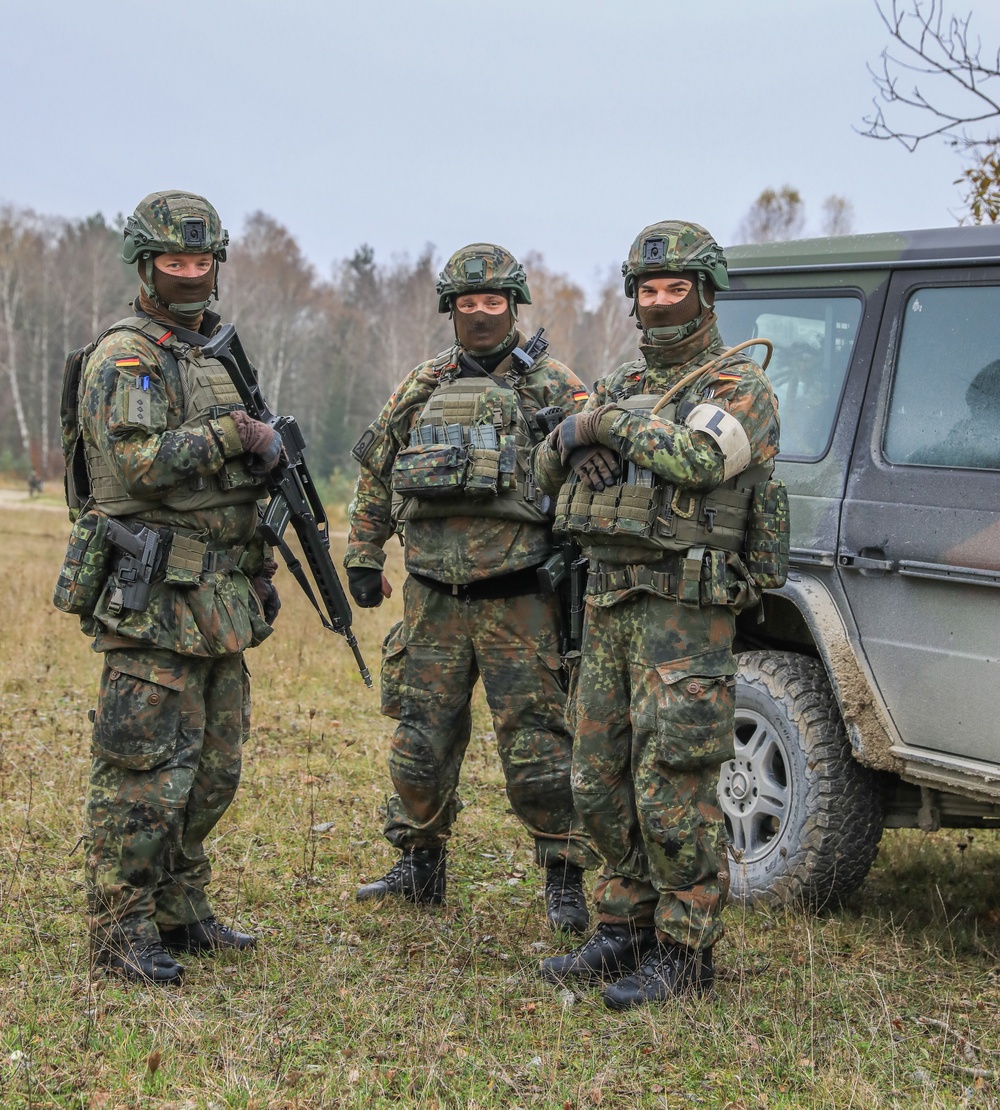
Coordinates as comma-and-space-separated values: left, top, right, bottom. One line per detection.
860, 0, 1000, 152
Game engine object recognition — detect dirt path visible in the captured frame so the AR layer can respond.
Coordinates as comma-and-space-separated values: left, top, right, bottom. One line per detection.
0, 487, 66, 513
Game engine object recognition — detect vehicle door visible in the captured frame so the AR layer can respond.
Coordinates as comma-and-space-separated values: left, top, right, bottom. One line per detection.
837, 269, 1000, 762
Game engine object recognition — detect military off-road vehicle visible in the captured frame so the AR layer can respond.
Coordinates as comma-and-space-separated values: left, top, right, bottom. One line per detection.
714, 225, 1000, 907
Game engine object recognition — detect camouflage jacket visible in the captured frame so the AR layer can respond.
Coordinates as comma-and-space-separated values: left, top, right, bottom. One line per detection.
345, 335, 589, 585
534, 321, 780, 598
79, 310, 270, 657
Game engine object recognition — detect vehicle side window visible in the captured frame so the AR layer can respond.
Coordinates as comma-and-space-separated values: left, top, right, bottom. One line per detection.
885, 285, 1000, 470
716, 295, 861, 459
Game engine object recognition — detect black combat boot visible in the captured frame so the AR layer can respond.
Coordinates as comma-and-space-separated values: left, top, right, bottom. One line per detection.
544, 861, 590, 935
160, 916, 257, 954
355, 846, 446, 905
539, 921, 657, 985
603, 942, 715, 1010
96, 938, 185, 985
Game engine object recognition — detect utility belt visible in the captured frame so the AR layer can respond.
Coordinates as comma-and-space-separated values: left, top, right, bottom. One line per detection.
106, 520, 245, 615
588, 555, 684, 597
587, 548, 714, 606
410, 563, 547, 603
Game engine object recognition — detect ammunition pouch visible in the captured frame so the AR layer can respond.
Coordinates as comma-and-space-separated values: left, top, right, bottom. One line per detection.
391, 439, 518, 500
391, 443, 469, 498
53, 508, 113, 616
745, 477, 790, 589
393, 373, 550, 525
555, 476, 754, 554
588, 548, 751, 610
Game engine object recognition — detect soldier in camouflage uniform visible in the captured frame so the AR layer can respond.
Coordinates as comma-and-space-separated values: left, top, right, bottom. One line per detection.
347, 244, 599, 931
64, 191, 282, 984
535, 222, 780, 1009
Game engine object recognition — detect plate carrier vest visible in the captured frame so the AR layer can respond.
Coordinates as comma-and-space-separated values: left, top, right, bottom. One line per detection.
553, 371, 771, 556
392, 362, 551, 525
80, 316, 264, 516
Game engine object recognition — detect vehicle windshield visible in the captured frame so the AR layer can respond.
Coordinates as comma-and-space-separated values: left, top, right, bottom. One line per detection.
716, 293, 862, 459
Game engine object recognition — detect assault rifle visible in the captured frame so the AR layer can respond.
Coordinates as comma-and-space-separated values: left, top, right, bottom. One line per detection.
534, 404, 587, 655
201, 325, 372, 687
511, 327, 549, 374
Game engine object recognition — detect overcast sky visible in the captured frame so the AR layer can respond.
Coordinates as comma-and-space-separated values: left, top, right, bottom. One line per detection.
4, 0, 1000, 295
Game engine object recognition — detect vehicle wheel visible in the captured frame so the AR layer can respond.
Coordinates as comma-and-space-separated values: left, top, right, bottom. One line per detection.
718, 650, 883, 909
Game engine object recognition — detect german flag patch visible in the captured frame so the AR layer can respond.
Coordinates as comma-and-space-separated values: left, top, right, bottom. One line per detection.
115, 357, 141, 368
716, 372, 742, 383
572, 389, 588, 402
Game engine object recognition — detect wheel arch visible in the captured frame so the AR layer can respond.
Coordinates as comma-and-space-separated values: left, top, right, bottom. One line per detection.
736, 574, 904, 775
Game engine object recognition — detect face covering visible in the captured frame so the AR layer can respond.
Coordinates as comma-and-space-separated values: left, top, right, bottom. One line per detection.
636, 271, 716, 348
636, 282, 702, 331
138, 258, 216, 327
454, 306, 515, 355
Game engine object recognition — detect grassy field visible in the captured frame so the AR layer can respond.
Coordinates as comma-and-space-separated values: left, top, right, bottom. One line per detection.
1, 489, 999, 1109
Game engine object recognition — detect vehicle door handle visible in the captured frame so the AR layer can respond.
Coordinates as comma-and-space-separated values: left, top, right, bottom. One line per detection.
838, 549, 896, 574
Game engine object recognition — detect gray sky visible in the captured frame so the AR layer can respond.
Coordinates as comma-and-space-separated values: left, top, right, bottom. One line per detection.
4, 0, 1000, 294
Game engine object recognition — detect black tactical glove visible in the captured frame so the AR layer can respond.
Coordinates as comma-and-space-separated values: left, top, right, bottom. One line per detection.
230, 410, 284, 476
347, 566, 385, 608
569, 444, 622, 491
549, 404, 619, 464
252, 557, 281, 623
253, 577, 281, 623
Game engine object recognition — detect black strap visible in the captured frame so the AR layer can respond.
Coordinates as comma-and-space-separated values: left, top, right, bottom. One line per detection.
410, 565, 545, 602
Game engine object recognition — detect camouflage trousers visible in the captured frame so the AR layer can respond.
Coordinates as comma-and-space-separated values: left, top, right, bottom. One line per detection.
571, 591, 736, 948
84, 647, 250, 945
379, 575, 597, 869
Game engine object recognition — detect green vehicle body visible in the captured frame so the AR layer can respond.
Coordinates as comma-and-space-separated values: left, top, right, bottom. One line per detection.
714, 225, 1000, 907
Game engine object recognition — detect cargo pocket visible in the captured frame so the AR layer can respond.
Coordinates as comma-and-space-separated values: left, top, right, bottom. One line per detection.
650, 651, 736, 770
380, 620, 406, 720
91, 652, 186, 770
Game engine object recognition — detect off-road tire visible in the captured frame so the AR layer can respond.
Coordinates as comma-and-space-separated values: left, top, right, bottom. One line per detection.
718, 650, 883, 909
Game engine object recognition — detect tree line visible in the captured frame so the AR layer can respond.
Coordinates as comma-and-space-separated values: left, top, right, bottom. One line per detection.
0, 207, 640, 490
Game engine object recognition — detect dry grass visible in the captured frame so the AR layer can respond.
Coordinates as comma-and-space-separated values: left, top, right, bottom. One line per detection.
1, 487, 1000, 1109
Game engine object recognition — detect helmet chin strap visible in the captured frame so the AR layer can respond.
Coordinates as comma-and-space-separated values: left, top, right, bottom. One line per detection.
642, 316, 705, 346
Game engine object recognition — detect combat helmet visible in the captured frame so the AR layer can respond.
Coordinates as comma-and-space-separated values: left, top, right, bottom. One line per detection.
436, 243, 531, 314
122, 190, 229, 266
622, 220, 729, 301
122, 190, 229, 318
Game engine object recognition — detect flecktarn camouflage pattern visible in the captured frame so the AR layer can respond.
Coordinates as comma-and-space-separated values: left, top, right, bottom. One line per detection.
380, 578, 595, 868
121, 190, 229, 264
572, 596, 736, 946
622, 220, 730, 297
85, 649, 248, 944
435, 243, 531, 313
64, 253, 270, 958
533, 247, 781, 953
346, 320, 599, 881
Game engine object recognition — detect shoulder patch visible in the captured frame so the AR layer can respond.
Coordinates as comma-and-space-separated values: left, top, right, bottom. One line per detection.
126, 380, 154, 428
351, 426, 378, 463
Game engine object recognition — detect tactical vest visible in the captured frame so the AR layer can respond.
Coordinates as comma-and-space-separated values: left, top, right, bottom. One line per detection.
392, 371, 551, 525
553, 381, 770, 555
83, 316, 264, 516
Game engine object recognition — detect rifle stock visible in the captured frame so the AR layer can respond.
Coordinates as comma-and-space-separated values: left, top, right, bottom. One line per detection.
201, 324, 372, 687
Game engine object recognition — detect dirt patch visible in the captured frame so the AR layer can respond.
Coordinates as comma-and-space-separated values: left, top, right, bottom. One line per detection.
0, 487, 67, 514
825, 633, 903, 775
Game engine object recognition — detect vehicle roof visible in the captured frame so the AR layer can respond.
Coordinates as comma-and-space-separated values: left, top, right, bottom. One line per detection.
725, 225, 1000, 274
